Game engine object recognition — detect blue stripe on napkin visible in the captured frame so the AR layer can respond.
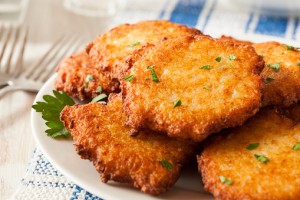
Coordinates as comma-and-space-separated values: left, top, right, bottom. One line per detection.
170, 0, 206, 27
254, 15, 288, 37
292, 17, 299, 39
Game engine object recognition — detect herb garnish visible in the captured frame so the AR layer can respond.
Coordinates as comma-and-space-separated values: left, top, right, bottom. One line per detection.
127, 41, 140, 47
264, 77, 275, 83
219, 176, 233, 185
215, 57, 222, 62
228, 55, 236, 60
174, 100, 182, 107
91, 93, 107, 103
247, 143, 259, 150
200, 65, 211, 70
285, 45, 299, 51
123, 74, 135, 82
85, 75, 94, 88
292, 142, 300, 150
160, 160, 173, 170
147, 66, 159, 82
254, 154, 269, 163
32, 90, 75, 138
97, 86, 102, 93
297, 62, 300, 67
203, 86, 210, 90
266, 63, 280, 72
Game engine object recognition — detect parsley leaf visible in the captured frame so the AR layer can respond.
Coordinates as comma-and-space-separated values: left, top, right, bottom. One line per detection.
97, 86, 102, 93
174, 100, 182, 107
203, 86, 210, 90
297, 62, 300, 67
215, 57, 222, 62
247, 143, 259, 150
219, 176, 233, 185
200, 65, 211, 70
85, 75, 94, 88
254, 154, 269, 163
32, 90, 75, 138
160, 160, 173, 170
147, 66, 159, 82
264, 77, 275, 83
127, 41, 140, 47
123, 74, 134, 82
292, 142, 300, 150
266, 63, 280, 72
91, 93, 107, 103
285, 45, 299, 51
228, 55, 236, 60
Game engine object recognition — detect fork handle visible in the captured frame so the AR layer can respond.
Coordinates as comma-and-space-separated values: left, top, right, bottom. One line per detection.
0, 82, 43, 99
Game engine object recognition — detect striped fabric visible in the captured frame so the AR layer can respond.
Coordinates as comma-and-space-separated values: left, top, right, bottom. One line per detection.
16, 0, 299, 199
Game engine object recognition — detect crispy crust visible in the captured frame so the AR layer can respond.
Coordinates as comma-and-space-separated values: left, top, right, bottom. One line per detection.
221, 35, 300, 107
199, 107, 300, 200
60, 94, 197, 195
122, 35, 264, 142
254, 42, 300, 107
55, 51, 119, 101
87, 20, 202, 80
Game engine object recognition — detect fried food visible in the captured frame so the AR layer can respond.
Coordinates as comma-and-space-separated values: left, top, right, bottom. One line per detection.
221, 35, 300, 107
55, 51, 119, 100
122, 35, 264, 142
60, 94, 197, 195
87, 20, 202, 80
198, 107, 300, 200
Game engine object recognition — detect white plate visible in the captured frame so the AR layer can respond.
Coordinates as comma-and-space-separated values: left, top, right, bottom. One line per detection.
31, 34, 300, 200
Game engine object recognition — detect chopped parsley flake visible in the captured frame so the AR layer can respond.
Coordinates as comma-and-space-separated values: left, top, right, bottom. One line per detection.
285, 45, 299, 51
254, 154, 269, 163
127, 41, 140, 47
292, 142, 300, 150
200, 65, 211, 70
247, 143, 259, 150
228, 55, 237, 60
174, 100, 182, 107
264, 77, 275, 84
297, 62, 300, 67
123, 74, 134, 82
203, 86, 210, 90
147, 66, 159, 82
97, 86, 102, 93
219, 176, 233, 185
160, 160, 173, 170
85, 75, 94, 88
215, 57, 222, 62
266, 63, 280, 72
91, 93, 107, 103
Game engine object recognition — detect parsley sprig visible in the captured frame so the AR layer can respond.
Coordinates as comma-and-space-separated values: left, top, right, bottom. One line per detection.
32, 90, 75, 138
160, 160, 173, 170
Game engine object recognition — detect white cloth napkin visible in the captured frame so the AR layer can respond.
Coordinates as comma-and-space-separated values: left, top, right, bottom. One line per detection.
14, 0, 299, 199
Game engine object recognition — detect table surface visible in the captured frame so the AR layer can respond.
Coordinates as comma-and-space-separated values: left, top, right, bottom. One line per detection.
0, 0, 117, 199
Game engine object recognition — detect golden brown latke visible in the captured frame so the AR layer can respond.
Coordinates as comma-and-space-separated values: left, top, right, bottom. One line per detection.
55, 51, 119, 101
254, 42, 300, 107
60, 94, 197, 195
221, 35, 300, 107
198, 107, 300, 200
87, 20, 201, 80
122, 35, 264, 142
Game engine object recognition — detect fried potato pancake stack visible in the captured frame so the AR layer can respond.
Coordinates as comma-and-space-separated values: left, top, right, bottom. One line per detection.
198, 107, 300, 200
221, 36, 300, 107
60, 94, 197, 195
122, 35, 264, 142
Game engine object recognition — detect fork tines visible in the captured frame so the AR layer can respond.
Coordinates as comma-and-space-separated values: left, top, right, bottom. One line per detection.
0, 23, 28, 75
21, 35, 83, 83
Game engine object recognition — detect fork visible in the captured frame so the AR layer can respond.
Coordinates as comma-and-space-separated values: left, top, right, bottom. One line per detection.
0, 25, 82, 98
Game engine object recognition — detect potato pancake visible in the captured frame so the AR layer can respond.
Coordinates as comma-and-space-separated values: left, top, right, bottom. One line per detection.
60, 94, 197, 195
199, 107, 300, 200
122, 35, 264, 142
